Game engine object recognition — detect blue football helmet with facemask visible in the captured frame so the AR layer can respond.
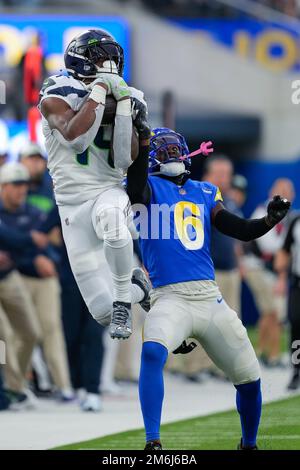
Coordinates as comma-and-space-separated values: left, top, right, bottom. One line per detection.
64, 29, 124, 79
149, 127, 191, 177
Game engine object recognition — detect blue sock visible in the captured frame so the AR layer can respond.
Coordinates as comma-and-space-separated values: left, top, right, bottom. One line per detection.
139, 341, 168, 442
235, 379, 262, 448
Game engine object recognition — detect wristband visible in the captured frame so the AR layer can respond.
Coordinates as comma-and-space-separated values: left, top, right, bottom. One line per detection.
89, 85, 107, 105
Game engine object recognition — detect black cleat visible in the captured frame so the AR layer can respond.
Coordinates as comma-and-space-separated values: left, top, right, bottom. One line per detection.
131, 267, 151, 312
144, 440, 163, 451
237, 438, 258, 450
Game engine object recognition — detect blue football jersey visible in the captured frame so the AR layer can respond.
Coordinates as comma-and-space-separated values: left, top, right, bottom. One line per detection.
137, 176, 223, 288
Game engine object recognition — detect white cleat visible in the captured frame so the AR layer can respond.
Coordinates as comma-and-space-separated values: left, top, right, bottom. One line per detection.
80, 393, 102, 412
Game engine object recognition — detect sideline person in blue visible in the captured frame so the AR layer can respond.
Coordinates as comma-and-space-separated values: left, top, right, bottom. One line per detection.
126, 127, 290, 451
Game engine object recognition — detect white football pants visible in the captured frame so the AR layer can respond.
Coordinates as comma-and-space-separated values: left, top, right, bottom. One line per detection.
143, 280, 260, 385
59, 186, 140, 325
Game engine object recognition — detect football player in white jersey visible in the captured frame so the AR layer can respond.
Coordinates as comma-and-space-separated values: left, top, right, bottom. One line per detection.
39, 29, 151, 339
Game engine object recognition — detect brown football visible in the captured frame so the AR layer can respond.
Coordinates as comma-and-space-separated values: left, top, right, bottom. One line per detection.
102, 95, 117, 125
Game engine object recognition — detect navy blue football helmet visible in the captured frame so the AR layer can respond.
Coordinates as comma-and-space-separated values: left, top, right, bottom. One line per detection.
64, 29, 124, 79
149, 127, 191, 175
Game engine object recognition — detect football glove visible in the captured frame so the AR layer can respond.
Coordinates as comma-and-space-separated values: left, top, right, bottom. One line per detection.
173, 340, 197, 355
105, 74, 130, 101
266, 195, 291, 227
131, 97, 151, 140
87, 74, 131, 101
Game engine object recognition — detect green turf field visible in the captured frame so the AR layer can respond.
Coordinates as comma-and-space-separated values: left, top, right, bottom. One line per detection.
55, 394, 300, 450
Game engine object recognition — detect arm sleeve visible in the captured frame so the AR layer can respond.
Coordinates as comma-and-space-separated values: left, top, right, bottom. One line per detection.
214, 208, 272, 242
126, 142, 151, 206
283, 216, 299, 253
113, 100, 133, 171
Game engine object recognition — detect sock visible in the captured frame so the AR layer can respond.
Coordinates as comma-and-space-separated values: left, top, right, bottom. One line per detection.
103, 225, 133, 304
235, 379, 262, 448
139, 341, 168, 442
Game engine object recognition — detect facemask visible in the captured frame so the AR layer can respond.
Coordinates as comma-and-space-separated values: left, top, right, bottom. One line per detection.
96, 60, 118, 74
159, 162, 186, 177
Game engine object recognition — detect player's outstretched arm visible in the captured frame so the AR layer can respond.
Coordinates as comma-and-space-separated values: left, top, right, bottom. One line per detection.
212, 195, 291, 242
127, 138, 151, 206
127, 98, 152, 205
40, 82, 108, 153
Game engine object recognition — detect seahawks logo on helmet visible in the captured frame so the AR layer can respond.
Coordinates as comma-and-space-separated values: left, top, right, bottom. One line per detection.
64, 29, 124, 79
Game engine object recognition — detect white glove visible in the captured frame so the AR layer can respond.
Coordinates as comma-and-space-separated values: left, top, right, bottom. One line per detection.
96, 73, 131, 101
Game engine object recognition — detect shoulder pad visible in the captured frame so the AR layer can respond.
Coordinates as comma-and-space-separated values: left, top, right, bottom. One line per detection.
40, 74, 88, 100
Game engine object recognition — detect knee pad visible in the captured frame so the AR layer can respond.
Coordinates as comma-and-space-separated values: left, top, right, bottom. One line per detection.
91, 310, 111, 327
142, 341, 168, 368
96, 206, 128, 242
89, 300, 112, 327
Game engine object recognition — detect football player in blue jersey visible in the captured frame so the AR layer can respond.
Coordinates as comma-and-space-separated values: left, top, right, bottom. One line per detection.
126, 127, 291, 451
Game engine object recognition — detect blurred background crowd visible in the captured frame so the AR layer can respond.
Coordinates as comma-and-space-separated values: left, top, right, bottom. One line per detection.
0, 0, 300, 413
2, 1, 300, 18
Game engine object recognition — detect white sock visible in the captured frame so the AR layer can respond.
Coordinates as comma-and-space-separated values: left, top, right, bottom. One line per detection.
103, 226, 133, 304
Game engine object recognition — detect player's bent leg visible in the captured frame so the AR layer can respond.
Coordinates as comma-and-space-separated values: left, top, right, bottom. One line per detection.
76, 269, 113, 327
92, 190, 134, 339
139, 341, 168, 449
196, 298, 261, 449
59, 201, 144, 329
198, 299, 260, 385
92, 189, 133, 303
59, 202, 115, 328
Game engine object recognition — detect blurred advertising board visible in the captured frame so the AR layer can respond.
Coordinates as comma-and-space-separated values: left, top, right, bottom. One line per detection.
0, 15, 131, 80
170, 18, 300, 73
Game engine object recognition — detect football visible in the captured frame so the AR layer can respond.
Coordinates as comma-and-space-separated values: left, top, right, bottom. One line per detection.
102, 95, 117, 125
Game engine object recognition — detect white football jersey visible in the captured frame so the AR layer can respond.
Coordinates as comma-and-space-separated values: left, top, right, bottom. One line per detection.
39, 73, 143, 206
